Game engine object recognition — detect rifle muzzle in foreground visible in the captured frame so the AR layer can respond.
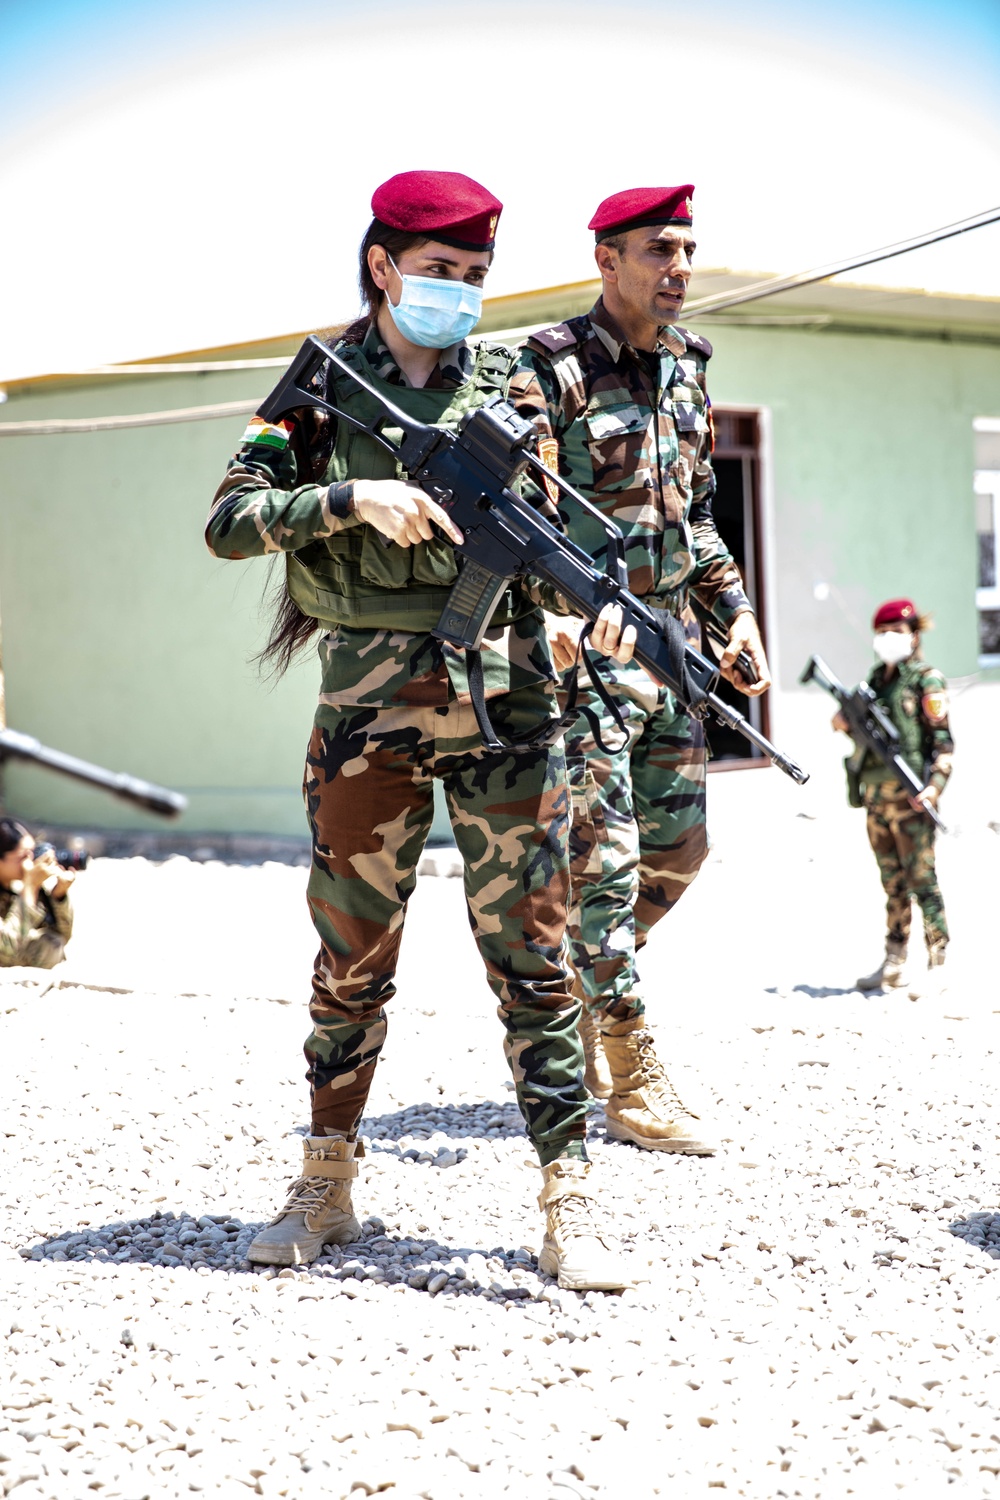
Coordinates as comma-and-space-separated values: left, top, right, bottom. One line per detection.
0, 729, 187, 819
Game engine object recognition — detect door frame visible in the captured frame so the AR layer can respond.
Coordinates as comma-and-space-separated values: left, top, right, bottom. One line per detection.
707, 403, 775, 773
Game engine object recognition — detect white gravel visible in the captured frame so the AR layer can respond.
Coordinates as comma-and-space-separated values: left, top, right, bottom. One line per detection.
2, 751, 999, 1497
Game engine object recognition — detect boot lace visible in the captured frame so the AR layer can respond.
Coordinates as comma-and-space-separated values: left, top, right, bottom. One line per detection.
635, 1029, 692, 1117
550, 1189, 611, 1251
277, 1172, 337, 1222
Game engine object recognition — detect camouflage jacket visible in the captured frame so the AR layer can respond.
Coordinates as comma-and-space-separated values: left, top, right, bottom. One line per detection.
860, 657, 954, 794
206, 325, 559, 707
512, 297, 752, 628
0, 884, 73, 969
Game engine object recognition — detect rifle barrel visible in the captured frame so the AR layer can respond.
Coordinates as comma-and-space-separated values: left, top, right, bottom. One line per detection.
0, 729, 187, 819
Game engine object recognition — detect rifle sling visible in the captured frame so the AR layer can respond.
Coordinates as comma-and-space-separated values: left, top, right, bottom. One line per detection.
463, 624, 629, 758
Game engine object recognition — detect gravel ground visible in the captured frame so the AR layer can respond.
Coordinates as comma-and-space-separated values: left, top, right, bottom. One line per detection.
2, 749, 1000, 1498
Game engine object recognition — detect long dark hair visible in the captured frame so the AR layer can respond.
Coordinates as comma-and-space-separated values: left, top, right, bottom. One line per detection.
256, 220, 431, 678
0, 817, 30, 858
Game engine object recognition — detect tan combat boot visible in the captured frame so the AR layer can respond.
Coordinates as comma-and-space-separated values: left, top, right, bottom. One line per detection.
908, 943, 947, 1000
537, 1159, 632, 1291
248, 1136, 363, 1267
602, 1018, 715, 1154
856, 941, 907, 992
578, 1002, 613, 1101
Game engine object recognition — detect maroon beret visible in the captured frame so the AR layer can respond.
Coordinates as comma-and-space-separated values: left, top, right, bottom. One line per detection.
371, 171, 502, 252
873, 598, 918, 629
589, 184, 695, 240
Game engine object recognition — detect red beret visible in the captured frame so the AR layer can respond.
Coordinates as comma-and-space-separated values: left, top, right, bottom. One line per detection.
873, 598, 918, 629
371, 171, 502, 252
589, 184, 695, 240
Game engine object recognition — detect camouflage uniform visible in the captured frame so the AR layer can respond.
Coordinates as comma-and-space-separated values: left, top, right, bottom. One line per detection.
0, 885, 72, 969
858, 658, 953, 952
512, 299, 752, 1021
206, 326, 588, 1166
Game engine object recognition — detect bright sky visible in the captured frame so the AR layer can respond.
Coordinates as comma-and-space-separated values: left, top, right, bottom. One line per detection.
1, 0, 999, 379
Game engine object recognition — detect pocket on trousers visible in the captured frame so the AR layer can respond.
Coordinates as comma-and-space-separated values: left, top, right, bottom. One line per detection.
568, 759, 612, 851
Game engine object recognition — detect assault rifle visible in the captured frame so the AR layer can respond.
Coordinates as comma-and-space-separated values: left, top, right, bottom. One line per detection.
799, 655, 946, 832
258, 335, 808, 783
0, 729, 187, 819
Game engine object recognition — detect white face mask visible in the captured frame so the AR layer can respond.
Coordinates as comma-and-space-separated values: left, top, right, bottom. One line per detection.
873, 630, 914, 665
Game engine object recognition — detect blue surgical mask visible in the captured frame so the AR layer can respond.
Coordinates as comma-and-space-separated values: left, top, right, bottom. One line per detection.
385, 255, 484, 348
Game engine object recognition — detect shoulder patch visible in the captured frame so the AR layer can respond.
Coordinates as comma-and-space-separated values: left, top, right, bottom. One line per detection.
241, 416, 296, 450
676, 325, 713, 359
921, 687, 949, 725
527, 319, 586, 356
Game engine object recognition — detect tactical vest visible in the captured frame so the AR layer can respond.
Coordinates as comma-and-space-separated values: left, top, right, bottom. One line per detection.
860, 659, 936, 784
286, 340, 530, 633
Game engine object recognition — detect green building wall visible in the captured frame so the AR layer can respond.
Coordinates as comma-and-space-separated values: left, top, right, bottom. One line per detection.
1, 316, 998, 835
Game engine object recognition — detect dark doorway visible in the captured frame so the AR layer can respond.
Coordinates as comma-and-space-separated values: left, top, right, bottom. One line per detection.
703, 409, 770, 770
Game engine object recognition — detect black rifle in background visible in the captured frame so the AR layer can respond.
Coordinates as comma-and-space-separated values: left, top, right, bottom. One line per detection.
0, 729, 187, 819
258, 337, 808, 784
799, 655, 946, 832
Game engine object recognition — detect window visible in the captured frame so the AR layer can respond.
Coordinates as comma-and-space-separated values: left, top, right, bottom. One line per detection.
974, 419, 1000, 664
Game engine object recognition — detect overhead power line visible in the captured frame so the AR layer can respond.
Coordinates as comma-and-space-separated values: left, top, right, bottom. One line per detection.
2, 207, 998, 436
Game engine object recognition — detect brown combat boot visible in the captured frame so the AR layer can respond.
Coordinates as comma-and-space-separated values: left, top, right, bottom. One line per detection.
856, 940, 908, 991
578, 1001, 613, 1100
248, 1136, 363, 1266
602, 1018, 715, 1154
537, 1159, 632, 1291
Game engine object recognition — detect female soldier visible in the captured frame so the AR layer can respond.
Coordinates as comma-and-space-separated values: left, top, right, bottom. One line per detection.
206, 171, 629, 1289
833, 599, 953, 998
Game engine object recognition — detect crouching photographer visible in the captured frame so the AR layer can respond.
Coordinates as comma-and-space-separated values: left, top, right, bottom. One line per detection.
0, 817, 83, 969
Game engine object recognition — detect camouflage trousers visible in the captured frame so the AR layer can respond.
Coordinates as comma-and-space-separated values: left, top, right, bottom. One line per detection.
864, 783, 948, 951
561, 661, 708, 1025
302, 685, 588, 1166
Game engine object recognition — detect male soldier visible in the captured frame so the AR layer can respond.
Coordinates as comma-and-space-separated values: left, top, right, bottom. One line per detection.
833, 599, 953, 999
512, 185, 770, 1152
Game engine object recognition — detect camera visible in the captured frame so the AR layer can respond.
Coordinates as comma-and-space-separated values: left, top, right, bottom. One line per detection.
33, 842, 91, 872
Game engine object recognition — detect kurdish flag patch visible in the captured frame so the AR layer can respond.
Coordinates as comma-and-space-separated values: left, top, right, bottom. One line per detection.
241, 415, 295, 450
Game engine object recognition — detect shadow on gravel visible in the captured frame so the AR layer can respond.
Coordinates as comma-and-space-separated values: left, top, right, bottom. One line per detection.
358, 1098, 530, 1145
949, 1210, 1000, 1260
355, 1098, 609, 1155
767, 983, 860, 999
17, 1211, 588, 1304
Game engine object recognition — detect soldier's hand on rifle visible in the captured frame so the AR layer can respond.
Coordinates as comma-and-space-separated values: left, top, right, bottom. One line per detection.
831, 710, 849, 733
352, 479, 464, 548
590, 603, 638, 666
545, 613, 584, 673
913, 785, 939, 813
720, 612, 771, 697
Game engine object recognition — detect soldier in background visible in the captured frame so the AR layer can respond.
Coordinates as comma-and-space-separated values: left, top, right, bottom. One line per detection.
512, 184, 770, 1152
0, 817, 75, 969
833, 599, 953, 999
205, 171, 631, 1290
